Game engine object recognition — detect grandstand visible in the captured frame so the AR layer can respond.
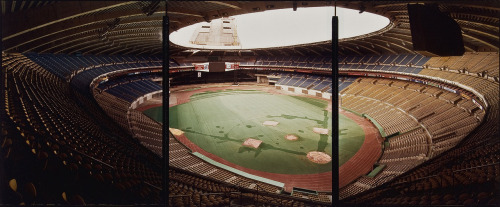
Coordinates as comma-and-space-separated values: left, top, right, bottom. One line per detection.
2, 0, 499, 206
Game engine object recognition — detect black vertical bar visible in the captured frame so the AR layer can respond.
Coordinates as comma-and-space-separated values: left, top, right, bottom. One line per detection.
162, 3, 169, 206
332, 15, 340, 207
0, 16, 5, 202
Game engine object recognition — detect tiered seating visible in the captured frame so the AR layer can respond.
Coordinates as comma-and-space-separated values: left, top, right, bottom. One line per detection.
252, 56, 332, 70
344, 141, 500, 206
93, 73, 162, 156
94, 92, 131, 133
425, 52, 499, 76
97, 74, 161, 90
339, 54, 430, 74
23, 53, 161, 97
338, 77, 357, 91
129, 109, 162, 157
291, 191, 332, 203
273, 72, 332, 92
340, 53, 499, 82
25, 53, 161, 80
2, 53, 161, 205
339, 77, 484, 199
103, 80, 161, 103
71, 62, 161, 94
340, 55, 499, 204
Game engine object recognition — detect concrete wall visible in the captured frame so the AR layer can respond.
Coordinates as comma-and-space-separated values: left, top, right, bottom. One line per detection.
276, 85, 332, 100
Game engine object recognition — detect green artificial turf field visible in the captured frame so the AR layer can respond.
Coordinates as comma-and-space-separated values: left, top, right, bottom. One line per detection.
169, 89, 332, 174
338, 113, 365, 167
143, 106, 163, 123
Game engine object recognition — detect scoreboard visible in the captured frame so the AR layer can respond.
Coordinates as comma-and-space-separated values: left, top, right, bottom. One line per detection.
194, 62, 240, 72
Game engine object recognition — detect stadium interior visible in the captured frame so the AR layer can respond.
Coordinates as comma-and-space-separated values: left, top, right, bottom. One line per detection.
1, 0, 499, 206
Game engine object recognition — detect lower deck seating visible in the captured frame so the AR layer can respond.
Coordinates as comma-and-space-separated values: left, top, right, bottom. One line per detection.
129, 110, 162, 156
339, 77, 484, 199
273, 72, 332, 92
340, 68, 499, 205
93, 75, 162, 157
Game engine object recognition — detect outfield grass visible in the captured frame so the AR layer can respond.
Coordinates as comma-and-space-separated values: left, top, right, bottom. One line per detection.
143, 106, 163, 123
338, 113, 365, 167
169, 90, 332, 174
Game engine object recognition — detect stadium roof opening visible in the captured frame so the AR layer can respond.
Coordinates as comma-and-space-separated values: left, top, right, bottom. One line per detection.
170, 7, 390, 50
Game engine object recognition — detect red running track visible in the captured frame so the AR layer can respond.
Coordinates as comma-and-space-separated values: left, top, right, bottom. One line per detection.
338, 109, 383, 188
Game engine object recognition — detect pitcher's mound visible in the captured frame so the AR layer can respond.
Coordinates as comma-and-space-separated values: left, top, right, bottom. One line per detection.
307, 151, 332, 164
285, 134, 299, 141
243, 138, 263, 149
263, 121, 279, 126
170, 128, 184, 136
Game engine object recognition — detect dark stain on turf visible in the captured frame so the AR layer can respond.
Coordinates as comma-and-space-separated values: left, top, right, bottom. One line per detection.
258, 135, 264, 137
298, 130, 304, 133
219, 131, 224, 133
246, 125, 253, 128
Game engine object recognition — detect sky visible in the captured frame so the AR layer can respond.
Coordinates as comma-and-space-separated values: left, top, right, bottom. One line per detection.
169, 7, 390, 49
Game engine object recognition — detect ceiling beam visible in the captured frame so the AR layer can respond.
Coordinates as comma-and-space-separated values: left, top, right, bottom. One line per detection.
377, 33, 413, 47
42, 29, 160, 53
374, 3, 407, 9
4, 9, 160, 52
136, 45, 161, 56
301, 47, 322, 56
122, 43, 160, 55
3, 1, 138, 41
31, 21, 161, 53
345, 41, 381, 55
370, 36, 415, 54
57, 33, 159, 54
89, 38, 160, 55
206, 1, 241, 9
109, 46, 133, 56
356, 39, 397, 54
167, 9, 204, 18
339, 44, 363, 56
463, 33, 498, 50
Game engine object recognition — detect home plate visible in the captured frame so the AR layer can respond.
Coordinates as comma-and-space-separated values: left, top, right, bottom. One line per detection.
263, 121, 279, 126
313, 127, 329, 135
242, 138, 262, 149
